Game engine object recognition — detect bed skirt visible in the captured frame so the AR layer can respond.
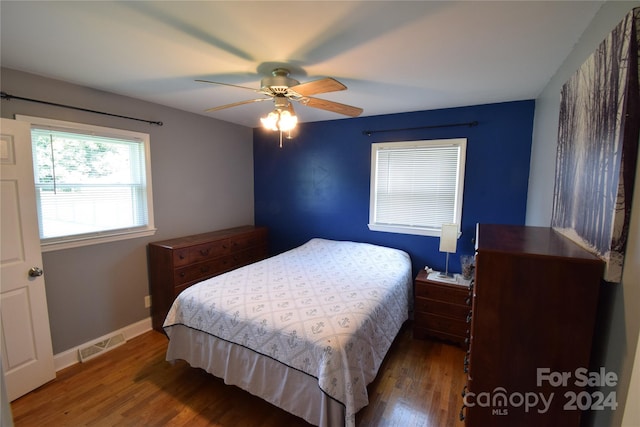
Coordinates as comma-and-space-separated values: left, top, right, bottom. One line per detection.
165, 324, 345, 426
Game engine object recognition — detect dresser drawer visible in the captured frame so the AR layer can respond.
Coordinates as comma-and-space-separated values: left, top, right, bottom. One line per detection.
171, 243, 226, 267
172, 248, 191, 267
187, 240, 231, 264
219, 245, 268, 269
173, 246, 268, 287
228, 230, 268, 251
173, 231, 268, 266
415, 296, 470, 320
174, 258, 224, 285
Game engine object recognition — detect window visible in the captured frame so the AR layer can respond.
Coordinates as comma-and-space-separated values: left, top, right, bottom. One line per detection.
17, 115, 156, 251
368, 138, 466, 237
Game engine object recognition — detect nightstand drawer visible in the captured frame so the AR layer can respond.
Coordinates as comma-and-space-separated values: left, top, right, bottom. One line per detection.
415, 281, 470, 306
415, 296, 470, 320
414, 311, 469, 337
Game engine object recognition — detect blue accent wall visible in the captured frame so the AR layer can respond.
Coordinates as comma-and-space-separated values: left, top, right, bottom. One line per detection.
254, 100, 535, 276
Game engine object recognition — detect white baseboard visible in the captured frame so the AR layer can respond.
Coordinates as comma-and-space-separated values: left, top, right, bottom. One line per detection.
53, 317, 152, 372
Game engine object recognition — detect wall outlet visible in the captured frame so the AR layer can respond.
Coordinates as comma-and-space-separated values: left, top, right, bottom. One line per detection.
144, 295, 151, 308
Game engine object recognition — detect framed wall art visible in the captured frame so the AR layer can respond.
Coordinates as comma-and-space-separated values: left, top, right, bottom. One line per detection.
552, 7, 639, 283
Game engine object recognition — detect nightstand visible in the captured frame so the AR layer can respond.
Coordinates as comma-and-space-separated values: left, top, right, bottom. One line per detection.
413, 269, 472, 347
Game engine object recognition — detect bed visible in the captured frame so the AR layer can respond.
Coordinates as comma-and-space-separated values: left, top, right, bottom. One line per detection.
163, 238, 413, 427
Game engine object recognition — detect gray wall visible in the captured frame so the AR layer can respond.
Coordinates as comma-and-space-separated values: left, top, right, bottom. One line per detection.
1, 68, 255, 354
526, 3, 640, 426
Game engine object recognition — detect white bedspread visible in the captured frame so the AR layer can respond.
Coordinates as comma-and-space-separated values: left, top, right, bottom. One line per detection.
164, 238, 412, 426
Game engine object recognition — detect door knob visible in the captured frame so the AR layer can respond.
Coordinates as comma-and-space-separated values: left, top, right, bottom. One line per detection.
28, 267, 43, 277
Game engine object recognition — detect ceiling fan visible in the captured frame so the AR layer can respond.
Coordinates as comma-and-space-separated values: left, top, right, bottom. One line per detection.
196, 68, 363, 145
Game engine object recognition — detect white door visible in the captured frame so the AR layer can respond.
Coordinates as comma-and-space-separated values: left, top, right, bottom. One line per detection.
0, 118, 55, 401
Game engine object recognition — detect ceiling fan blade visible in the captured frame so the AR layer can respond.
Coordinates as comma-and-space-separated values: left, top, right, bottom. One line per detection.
302, 97, 363, 117
289, 77, 347, 96
196, 79, 261, 93
205, 98, 271, 112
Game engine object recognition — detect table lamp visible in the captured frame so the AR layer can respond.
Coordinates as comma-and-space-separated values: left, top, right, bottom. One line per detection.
438, 223, 458, 279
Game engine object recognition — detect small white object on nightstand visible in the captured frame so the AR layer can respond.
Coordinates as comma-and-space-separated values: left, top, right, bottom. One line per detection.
427, 271, 471, 287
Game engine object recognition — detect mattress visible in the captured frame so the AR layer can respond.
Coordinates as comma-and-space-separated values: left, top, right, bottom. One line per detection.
164, 238, 413, 426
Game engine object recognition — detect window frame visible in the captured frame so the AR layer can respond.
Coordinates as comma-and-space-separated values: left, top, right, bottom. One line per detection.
16, 115, 156, 252
368, 138, 467, 237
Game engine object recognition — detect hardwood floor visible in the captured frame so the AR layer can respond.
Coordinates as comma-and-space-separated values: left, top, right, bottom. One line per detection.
10, 323, 466, 427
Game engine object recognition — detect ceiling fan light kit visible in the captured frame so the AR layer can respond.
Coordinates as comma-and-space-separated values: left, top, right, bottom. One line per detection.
260, 97, 298, 148
260, 95, 298, 131
198, 67, 363, 147
260, 106, 297, 132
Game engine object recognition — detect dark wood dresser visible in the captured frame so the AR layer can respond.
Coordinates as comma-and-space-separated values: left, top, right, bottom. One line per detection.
413, 270, 472, 347
148, 225, 268, 331
462, 224, 604, 426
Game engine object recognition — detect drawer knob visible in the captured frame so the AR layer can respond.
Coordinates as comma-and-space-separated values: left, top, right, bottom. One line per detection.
179, 254, 185, 259
200, 249, 210, 256
466, 312, 472, 323
180, 272, 185, 277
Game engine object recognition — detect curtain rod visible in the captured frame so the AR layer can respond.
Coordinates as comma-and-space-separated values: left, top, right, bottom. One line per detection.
1, 91, 163, 126
362, 120, 478, 136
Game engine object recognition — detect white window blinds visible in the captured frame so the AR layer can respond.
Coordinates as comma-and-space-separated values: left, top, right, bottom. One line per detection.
369, 139, 466, 237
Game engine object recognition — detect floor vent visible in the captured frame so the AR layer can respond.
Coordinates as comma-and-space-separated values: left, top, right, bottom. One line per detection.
78, 333, 126, 362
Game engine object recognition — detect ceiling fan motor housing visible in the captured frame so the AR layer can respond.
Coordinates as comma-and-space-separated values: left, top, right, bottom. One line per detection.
261, 68, 299, 94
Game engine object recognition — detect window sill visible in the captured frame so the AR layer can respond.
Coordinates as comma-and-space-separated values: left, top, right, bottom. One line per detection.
368, 223, 440, 237
41, 227, 158, 252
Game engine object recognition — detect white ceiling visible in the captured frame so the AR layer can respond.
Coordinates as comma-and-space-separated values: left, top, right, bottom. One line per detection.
1, 1, 603, 128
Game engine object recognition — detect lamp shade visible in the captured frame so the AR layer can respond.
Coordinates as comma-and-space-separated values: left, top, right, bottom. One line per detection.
439, 223, 458, 253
